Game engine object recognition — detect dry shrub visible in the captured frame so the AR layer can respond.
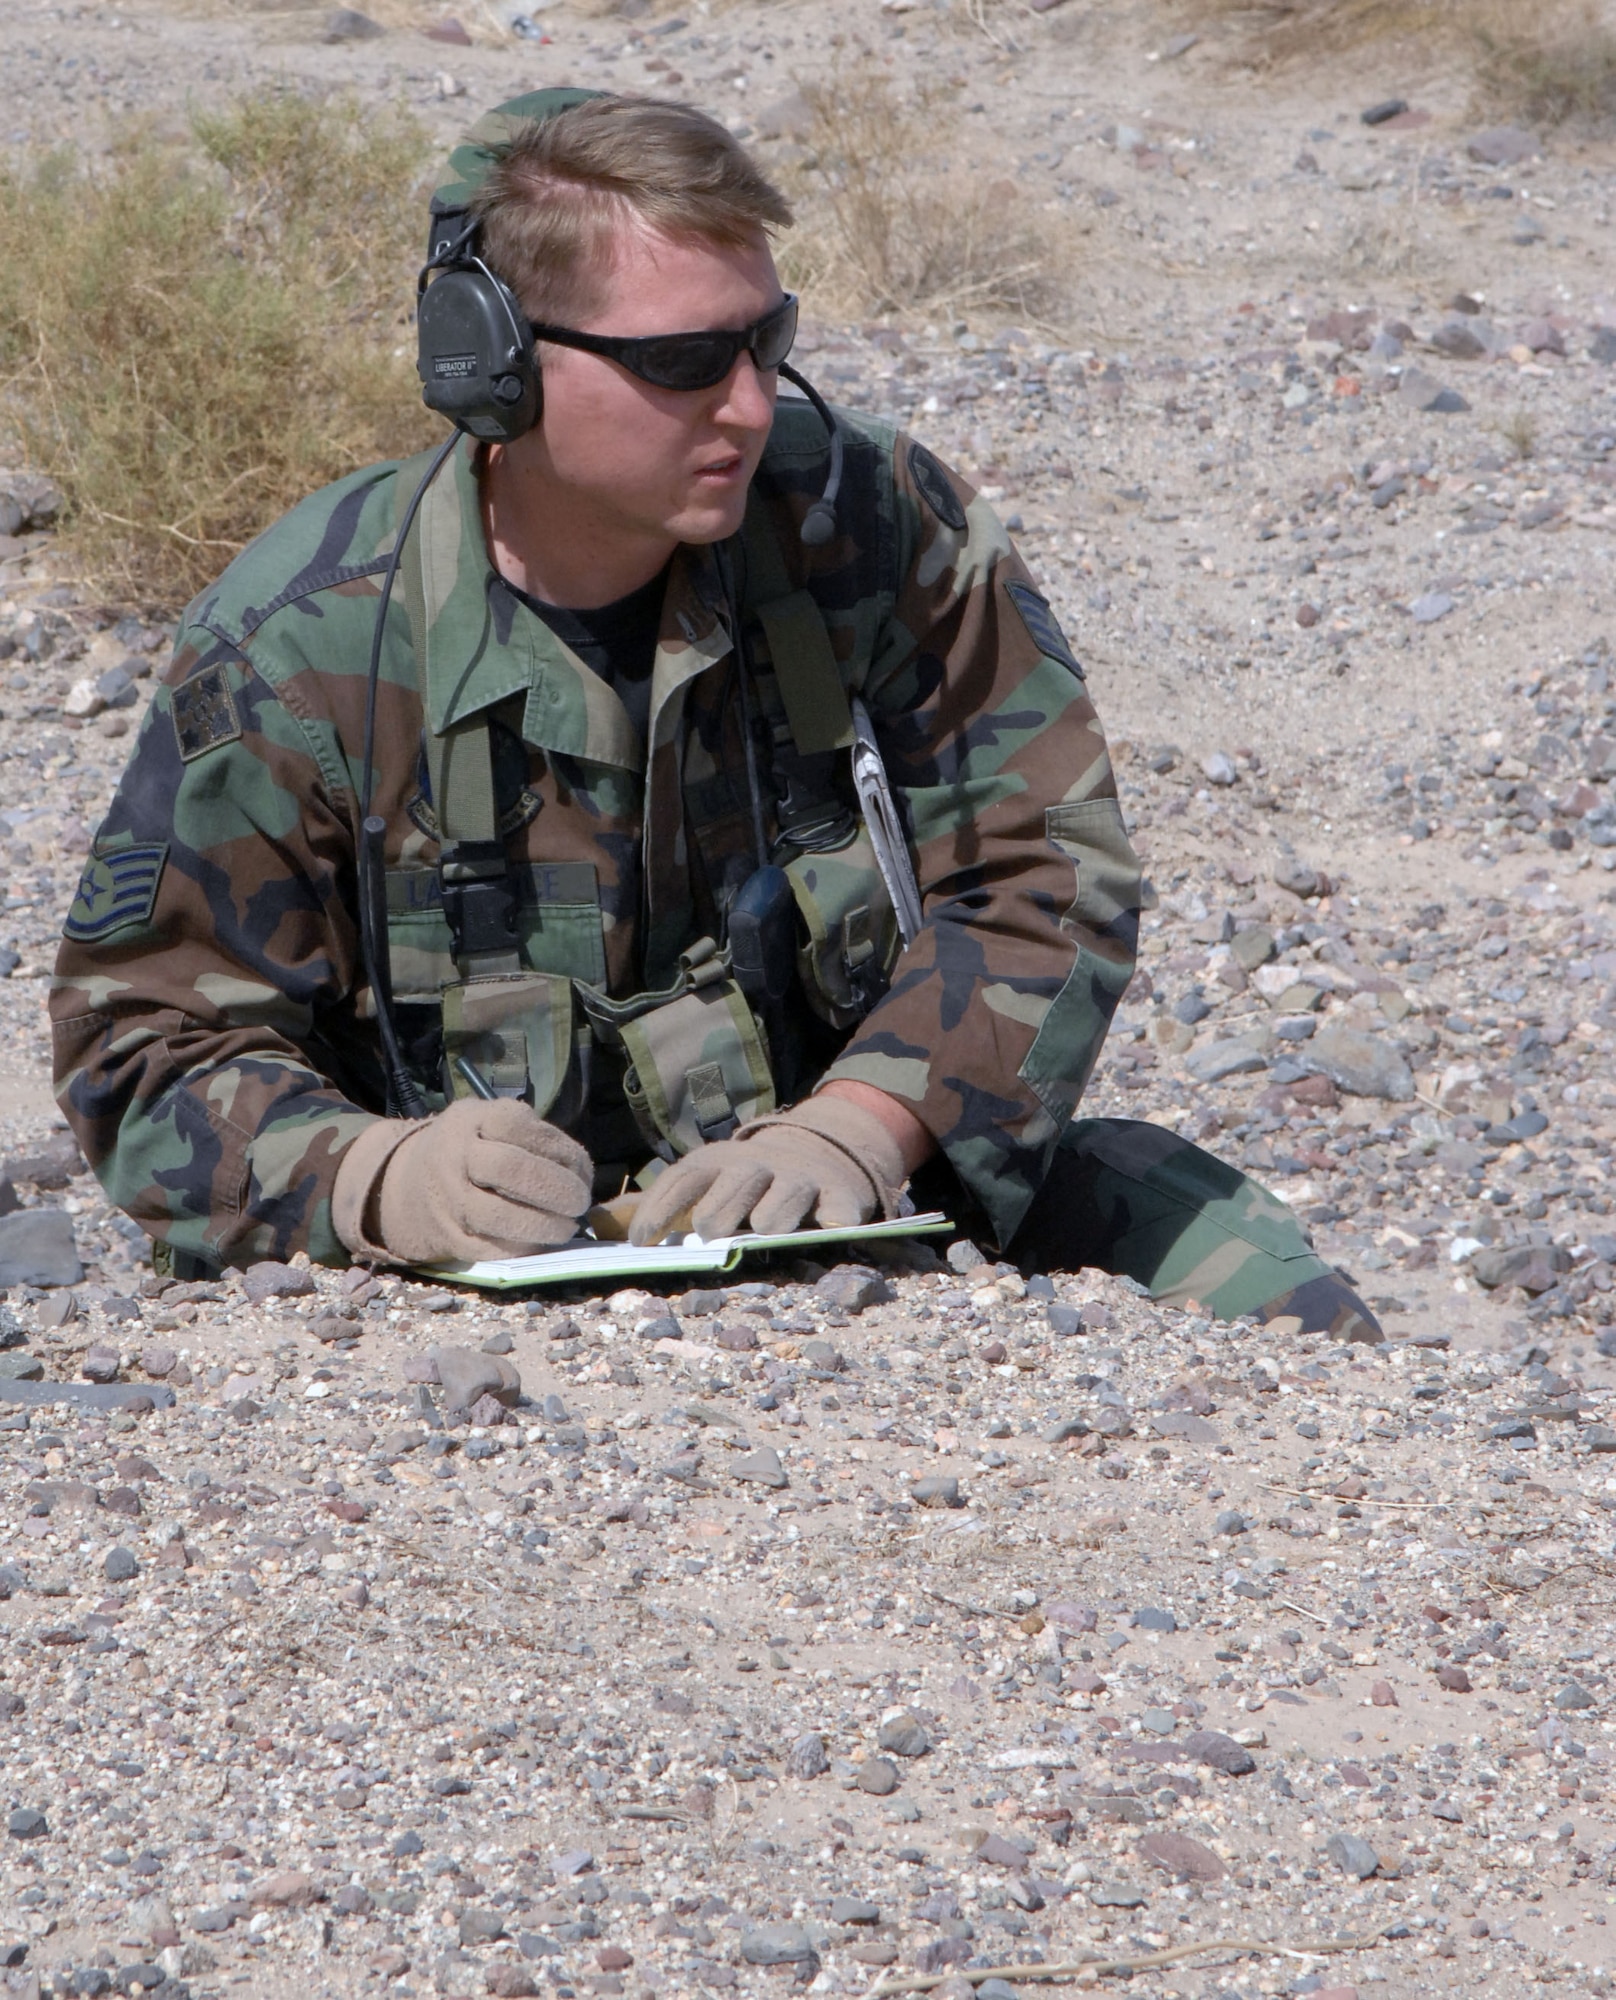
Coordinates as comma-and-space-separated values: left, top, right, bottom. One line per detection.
1471, 2, 1616, 129
778, 71, 1068, 323
1176, 0, 1616, 129
0, 94, 440, 608
1172, 0, 1455, 64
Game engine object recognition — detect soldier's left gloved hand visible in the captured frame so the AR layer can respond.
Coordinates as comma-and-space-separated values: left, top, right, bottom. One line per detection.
629, 1093, 907, 1245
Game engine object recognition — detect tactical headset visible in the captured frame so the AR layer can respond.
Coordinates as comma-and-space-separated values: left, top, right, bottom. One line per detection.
361, 88, 844, 1117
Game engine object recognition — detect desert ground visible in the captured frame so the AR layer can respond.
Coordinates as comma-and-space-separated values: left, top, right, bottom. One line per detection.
0, 3, 1614, 1997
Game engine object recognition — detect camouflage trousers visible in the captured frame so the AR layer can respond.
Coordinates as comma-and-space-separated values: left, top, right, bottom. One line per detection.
995, 1118, 1379, 1342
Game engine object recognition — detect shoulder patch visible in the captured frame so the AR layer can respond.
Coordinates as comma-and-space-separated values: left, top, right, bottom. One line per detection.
63, 843, 168, 944
171, 664, 242, 762
1005, 581, 1086, 681
907, 441, 968, 534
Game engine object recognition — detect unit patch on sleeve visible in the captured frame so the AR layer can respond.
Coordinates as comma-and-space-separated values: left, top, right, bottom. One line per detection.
171, 663, 242, 762
1005, 581, 1086, 682
62, 843, 169, 944
907, 441, 968, 534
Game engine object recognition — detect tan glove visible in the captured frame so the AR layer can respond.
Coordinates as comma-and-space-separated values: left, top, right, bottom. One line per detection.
333, 1097, 593, 1266
629, 1092, 907, 1245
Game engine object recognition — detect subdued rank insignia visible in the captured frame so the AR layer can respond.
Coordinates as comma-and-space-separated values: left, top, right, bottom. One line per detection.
62, 843, 168, 943
1006, 581, 1086, 681
907, 441, 967, 533
171, 664, 242, 762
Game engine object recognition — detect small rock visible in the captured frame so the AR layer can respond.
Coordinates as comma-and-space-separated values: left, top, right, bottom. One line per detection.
732, 1445, 787, 1490
876, 1709, 930, 1758
1474, 1243, 1567, 1294
1429, 320, 1492, 361
786, 1732, 829, 1779
741, 1923, 816, 1966
324, 6, 385, 36
0, 1209, 82, 1288
1273, 856, 1323, 899
1397, 367, 1469, 414
714, 1322, 758, 1352
1490, 1417, 1538, 1444
1370, 1680, 1398, 1708
1360, 97, 1407, 124
424, 14, 472, 41
1325, 1832, 1379, 1880
485, 1970, 541, 1999
81, 1344, 120, 1384
911, 1474, 961, 1509
1303, 1025, 1413, 1100
830, 1897, 879, 1925
1134, 1606, 1177, 1633
7, 1808, 46, 1839
856, 1757, 899, 1796
1555, 1682, 1596, 1711
1090, 1882, 1147, 1908
1184, 1040, 1268, 1083
550, 1848, 593, 1879
241, 1261, 317, 1305
1200, 750, 1238, 787
466, 1391, 510, 1429
1467, 125, 1539, 165
433, 1346, 520, 1414
0, 1354, 44, 1381
248, 1869, 318, 1910
1184, 1729, 1255, 1776
1435, 1664, 1472, 1693
139, 1344, 176, 1379
1047, 1303, 1084, 1336
1043, 1416, 1089, 1444
637, 1314, 680, 1343
1140, 1831, 1225, 1881
1410, 590, 1455, 625
103, 1547, 139, 1583
814, 1267, 892, 1314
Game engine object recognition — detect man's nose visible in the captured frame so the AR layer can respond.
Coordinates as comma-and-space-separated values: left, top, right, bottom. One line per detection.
714, 352, 776, 430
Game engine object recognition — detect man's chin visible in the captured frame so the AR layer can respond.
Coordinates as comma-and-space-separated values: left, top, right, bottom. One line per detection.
671, 491, 752, 548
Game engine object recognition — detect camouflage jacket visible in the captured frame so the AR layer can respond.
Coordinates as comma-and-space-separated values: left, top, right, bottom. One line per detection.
51, 401, 1141, 1268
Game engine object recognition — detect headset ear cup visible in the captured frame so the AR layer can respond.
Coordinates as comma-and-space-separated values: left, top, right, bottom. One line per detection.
416, 263, 540, 444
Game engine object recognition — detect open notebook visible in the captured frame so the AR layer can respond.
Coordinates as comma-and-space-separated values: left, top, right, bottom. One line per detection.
422, 1212, 953, 1291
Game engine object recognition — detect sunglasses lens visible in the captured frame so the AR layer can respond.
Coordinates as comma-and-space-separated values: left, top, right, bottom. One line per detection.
754, 296, 799, 370
632, 335, 733, 391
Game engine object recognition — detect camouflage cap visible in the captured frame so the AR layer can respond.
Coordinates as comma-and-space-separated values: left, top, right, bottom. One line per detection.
431, 86, 609, 219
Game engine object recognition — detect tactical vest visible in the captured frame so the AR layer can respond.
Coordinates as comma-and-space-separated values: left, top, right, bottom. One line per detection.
380, 449, 904, 1171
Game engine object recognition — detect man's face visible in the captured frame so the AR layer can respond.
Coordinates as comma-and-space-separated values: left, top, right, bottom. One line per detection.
527, 220, 782, 553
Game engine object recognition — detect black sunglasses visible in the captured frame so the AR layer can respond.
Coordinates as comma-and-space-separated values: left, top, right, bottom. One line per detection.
528, 293, 799, 392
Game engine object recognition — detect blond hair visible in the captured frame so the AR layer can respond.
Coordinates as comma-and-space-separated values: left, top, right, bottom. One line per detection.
471, 95, 793, 325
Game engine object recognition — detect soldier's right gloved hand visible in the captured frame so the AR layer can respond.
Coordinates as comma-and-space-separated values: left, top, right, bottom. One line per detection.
333, 1097, 593, 1266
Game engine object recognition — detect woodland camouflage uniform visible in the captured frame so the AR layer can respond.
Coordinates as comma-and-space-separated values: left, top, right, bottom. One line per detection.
50, 391, 1372, 1338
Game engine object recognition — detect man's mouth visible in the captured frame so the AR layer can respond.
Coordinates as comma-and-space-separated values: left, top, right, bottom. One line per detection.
694, 453, 746, 482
